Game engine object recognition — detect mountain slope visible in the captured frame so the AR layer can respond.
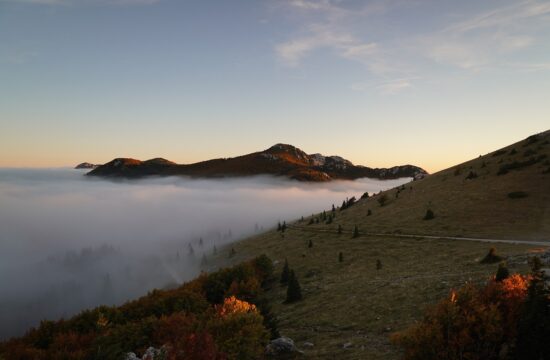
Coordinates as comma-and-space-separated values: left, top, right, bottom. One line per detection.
323, 130, 550, 240
219, 130, 550, 358
87, 144, 428, 181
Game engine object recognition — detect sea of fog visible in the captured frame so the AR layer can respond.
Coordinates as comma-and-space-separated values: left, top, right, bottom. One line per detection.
0, 168, 411, 339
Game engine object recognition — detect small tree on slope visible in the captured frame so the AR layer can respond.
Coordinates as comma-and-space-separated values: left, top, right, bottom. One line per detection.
285, 270, 302, 303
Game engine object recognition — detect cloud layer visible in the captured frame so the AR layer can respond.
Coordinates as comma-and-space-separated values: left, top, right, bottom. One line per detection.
0, 168, 410, 339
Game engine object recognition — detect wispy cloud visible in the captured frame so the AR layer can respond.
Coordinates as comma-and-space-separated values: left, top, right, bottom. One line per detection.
275, 0, 550, 85
425, 0, 549, 70
351, 77, 416, 95
275, 25, 357, 67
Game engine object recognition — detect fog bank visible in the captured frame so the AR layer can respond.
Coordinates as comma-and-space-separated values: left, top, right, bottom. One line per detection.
0, 168, 410, 339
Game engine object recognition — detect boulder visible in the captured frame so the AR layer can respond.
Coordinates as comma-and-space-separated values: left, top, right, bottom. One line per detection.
266, 336, 303, 356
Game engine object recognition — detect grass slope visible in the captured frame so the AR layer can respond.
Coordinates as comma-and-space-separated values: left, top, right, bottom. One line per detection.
217, 130, 550, 359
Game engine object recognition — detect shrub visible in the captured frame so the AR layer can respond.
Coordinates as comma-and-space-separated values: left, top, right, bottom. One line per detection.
492, 149, 507, 157
392, 275, 531, 360
508, 191, 528, 199
497, 157, 539, 175
524, 149, 537, 157
209, 296, 269, 360
465, 171, 478, 180
423, 209, 434, 220
378, 194, 388, 207
480, 247, 503, 264
495, 262, 510, 282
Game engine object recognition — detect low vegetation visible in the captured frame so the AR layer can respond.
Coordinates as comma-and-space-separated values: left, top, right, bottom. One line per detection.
0, 255, 277, 360
392, 258, 550, 360
508, 191, 528, 199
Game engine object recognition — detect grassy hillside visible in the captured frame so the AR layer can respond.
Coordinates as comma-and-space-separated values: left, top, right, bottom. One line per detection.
300, 130, 550, 241
218, 130, 550, 359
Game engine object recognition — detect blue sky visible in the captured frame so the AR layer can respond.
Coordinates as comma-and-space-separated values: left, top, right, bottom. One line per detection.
1, 0, 549, 172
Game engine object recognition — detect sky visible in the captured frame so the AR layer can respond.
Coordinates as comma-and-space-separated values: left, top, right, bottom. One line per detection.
0, 0, 549, 173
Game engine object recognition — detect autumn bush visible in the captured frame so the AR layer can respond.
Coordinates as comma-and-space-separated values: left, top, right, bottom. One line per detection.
0, 255, 276, 360
391, 269, 549, 360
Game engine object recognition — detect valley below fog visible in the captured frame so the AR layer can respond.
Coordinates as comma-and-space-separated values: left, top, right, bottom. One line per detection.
0, 168, 410, 339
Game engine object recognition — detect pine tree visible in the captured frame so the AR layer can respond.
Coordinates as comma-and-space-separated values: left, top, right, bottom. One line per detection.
376, 259, 382, 270
423, 209, 435, 220
308, 218, 314, 225
337, 224, 343, 234
199, 237, 204, 247
280, 259, 290, 284
495, 262, 509, 282
352, 225, 359, 238
326, 215, 333, 224
213, 245, 217, 255
308, 239, 313, 248
229, 247, 236, 258
285, 270, 302, 303
277, 222, 282, 231
332, 204, 336, 213
338, 252, 343, 263
201, 254, 208, 267
281, 221, 287, 232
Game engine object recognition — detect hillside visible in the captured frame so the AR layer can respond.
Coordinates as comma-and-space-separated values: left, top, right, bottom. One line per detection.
86, 144, 427, 181
4, 132, 548, 359
219, 130, 550, 358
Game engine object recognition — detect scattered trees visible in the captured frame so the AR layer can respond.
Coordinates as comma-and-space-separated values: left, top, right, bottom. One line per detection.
0, 256, 276, 360
341, 197, 357, 210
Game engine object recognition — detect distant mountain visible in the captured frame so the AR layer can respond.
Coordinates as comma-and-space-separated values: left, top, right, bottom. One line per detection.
75, 162, 99, 169
87, 144, 428, 181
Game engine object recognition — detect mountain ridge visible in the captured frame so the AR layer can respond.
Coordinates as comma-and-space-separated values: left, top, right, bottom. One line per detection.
86, 144, 428, 181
